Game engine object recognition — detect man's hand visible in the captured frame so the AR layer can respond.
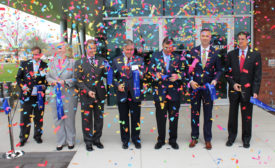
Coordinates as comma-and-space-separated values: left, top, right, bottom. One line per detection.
169, 74, 179, 82
118, 84, 125, 92
233, 83, 242, 92
210, 80, 217, 86
190, 81, 199, 90
88, 91, 96, 98
58, 80, 65, 85
22, 85, 30, 92
253, 93, 258, 98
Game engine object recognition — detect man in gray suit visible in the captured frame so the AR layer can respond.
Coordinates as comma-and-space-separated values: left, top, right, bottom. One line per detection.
75, 39, 108, 151
112, 39, 145, 149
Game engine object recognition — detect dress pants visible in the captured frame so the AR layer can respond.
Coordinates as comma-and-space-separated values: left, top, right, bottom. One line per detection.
228, 91, 253, 144
118, 92, 141, 143
81, 101, 104, 146
155, 100, 180, 143
191, 89, 213, 142
19, 96, 44, 141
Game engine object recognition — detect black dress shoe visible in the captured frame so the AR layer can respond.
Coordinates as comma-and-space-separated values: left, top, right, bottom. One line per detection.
243, 143, 250, 148
93, 142, 104, 149
34, 137, 43, 144
226, 140, 233, 147
154, 142, 165, 149
133, 142, 141, 149
86, 145, 94, 151
56, 146, 63, 151
68, 145, 74, 150
169, 142, 179, 149
19, 140, 26, 147
122, 142, 128, 149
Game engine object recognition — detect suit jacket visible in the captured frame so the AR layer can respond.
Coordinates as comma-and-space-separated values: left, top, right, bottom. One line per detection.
46, 58, 78, 114
187, 46, 222, 87
149, 51, 186, 102
225, 48, 262, 102
16, 59, 48, 100
75, 56, 107, 104
112, 55, 145, 102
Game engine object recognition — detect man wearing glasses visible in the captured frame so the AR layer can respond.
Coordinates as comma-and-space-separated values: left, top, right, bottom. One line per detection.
112, 39, 145, 149
149, 37, 186, 150
16, 46, 48, 147
187, 28, 222, 150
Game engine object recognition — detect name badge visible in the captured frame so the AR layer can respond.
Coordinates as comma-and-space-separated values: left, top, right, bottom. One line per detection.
31, 86, 37, 96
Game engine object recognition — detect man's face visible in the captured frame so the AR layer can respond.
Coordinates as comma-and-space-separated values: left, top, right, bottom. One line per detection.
162, 42, 174, 56
123, 44, 135, 58
200, 30, 211, 47
33, 49, 42, 60
86, 43, 97, 57
238, 34, 249, 48
57, 45, 66, 56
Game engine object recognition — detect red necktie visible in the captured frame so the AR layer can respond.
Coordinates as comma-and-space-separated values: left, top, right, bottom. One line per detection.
240, 50, 245, 72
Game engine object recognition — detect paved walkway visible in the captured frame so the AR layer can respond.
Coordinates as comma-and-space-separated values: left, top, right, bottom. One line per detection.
0, 101, 275, 168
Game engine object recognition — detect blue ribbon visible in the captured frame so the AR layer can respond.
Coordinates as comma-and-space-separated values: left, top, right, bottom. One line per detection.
55, 83, 64, 120
194, 83, 217, 101
133, 70, 140, 98
250, 97, 275, 112
37, 85, 44, 110
104, 60, 113, 85
2, 98, 11, 115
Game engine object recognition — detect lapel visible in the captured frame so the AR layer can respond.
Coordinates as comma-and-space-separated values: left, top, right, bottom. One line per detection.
167, 53, 176, 74
82, 57, 93, 75
27, 60, 34, 77
204, 46, 214, 69
234, 48, 241, 74
159, 51, 168, 74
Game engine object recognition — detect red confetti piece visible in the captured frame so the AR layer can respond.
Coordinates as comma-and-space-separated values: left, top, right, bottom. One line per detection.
54, 125, 60, 134
38, 160, 48, 167
242, 106, 246, 110
244, 83, 251, 88
242, 69, 248, 73
270, 25, 275, 30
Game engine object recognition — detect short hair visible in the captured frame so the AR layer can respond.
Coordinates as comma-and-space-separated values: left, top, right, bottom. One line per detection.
31, 46, 42, 54
200, 28, 211, 34
85, 39, 97, 48
56, 42, 73, 58
237, 31, 250, 39
162, 36, 174, 45
123, 39, 134, 47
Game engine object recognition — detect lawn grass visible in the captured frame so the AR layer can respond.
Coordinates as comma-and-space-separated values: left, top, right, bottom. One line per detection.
0, 63, 19, 82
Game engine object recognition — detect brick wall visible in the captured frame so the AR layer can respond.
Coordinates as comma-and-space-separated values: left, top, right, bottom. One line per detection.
254, 1, 275, 106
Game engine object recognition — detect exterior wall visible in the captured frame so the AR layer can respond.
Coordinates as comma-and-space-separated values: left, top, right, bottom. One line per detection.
254, 1, 275, 106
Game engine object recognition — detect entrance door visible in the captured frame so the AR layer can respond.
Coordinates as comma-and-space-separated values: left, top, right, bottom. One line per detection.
196, 17, 234, 102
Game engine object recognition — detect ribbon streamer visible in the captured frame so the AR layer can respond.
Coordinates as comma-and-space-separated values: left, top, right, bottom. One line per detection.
55, 83, 64, 120
133, 70, 141, 98
194, 83, 217, 101
250, 97, 275, 112
36, 85, 44, 110
2, 98, 11, 115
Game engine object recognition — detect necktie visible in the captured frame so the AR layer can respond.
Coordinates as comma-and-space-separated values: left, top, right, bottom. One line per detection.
126, 57, 131, 77
202, 49, 207, 68
90, 58, 95, 72
240, 50, 245, 72
165, 55, 170, 72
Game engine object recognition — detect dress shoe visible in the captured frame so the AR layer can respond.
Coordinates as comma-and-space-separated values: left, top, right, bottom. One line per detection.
205, 141, 212, 150
189, 140, 198, 148
243, 143, 250, 148
68, 145, 74, 150
154, 142, 165, 149
133, 141, 141, 149
93, 142, 104, 149
56, 146, 63, 151
122, 142, 129, 149
86, 145, 94, 151
19, 140, 26, 147
226, 140, 233, 147
169, 142, 179, 149
34, 137, 43, 144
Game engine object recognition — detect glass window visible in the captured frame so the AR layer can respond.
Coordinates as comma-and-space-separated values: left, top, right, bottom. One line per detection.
234, 0, 251, 15
104, 20, 126, 60
234, 17, 251, 39
165, 18, 195, 51
164, 0, 195, 16
104, 0, 127, 17
127, 0, 163, 17
196, 0, 233, 15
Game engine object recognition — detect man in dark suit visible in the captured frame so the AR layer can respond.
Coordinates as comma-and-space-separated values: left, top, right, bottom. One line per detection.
16, 46, 48, 147
149, 37, 186, 150
187, 29, 222, 150
112, 39, 145, 149
225, 31, 262, 148
75, 39, 108, 151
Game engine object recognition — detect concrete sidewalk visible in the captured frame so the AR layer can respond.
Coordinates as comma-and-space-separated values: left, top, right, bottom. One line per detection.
0, 101, 275, 168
